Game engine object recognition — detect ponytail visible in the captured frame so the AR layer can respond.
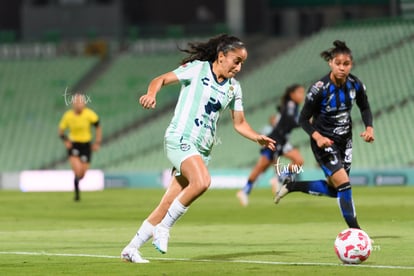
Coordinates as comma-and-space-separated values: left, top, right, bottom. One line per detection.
180, 34, 245, 64
320, 40, 352, 61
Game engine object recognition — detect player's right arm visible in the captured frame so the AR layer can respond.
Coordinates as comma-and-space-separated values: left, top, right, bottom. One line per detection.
139, 71, 179, 109
58, 113, 72, 149
299, 84, 333, 149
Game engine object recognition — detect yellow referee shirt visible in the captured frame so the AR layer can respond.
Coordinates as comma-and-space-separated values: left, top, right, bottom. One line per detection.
59, 108, 99, 143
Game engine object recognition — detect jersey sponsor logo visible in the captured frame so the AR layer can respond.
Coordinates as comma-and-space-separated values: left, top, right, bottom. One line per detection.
333, 125, 350, 135
335, 112, 350, 124
344, 148, 352, 163
307, 91, 315, 101
194, 117, 216, 133
201, 77, 209, 86
308, 81, 325, 101
204, 97, 222, 114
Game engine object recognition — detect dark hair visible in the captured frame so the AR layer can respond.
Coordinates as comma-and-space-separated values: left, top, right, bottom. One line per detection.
320, 40, 353, 61
180, 34, 245, 64
277, 84, 302, 112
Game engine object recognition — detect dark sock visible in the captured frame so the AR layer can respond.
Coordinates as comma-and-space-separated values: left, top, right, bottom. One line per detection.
74, 177, 80, 201
243, 180, 254, 195
287, 180, 337, 198
337, 182, 360, 229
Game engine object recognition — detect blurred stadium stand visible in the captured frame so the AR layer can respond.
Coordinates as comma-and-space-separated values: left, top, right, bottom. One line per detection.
0, 56, 99, 171
1, 18, 414, 173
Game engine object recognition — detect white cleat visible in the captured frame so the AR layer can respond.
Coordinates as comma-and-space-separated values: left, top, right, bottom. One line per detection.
152, 224, 170, 254
274, 176, 292, 204
236, 190, 249, 207
121, 247, 149, 263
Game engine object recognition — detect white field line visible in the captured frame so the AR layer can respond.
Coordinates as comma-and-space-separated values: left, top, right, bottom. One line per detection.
0, 251, 413, 270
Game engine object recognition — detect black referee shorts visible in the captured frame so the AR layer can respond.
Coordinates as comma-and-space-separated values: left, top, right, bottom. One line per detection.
68, 142, 92, 163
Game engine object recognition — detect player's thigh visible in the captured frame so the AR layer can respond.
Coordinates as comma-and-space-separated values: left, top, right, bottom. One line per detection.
256, 153, 273, 171
283, 147, 304, 165
180, 155, 210, 188
69, 156, 83, 173
248, 155, 272, 181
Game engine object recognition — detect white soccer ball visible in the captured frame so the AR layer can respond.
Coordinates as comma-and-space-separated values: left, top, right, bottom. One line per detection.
334, 228, 372, 264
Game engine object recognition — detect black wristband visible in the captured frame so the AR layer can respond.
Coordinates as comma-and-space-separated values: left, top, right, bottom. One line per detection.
60, 134, 68, 141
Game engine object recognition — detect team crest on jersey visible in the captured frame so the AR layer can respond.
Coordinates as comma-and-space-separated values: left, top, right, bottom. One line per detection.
180, 143, 191, 151
227, 86, 235, 99
349, 89, 356, 99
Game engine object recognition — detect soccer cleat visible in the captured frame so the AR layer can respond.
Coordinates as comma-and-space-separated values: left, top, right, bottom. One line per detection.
152, 224, 170, 254
121, 247, 149, 263
236, 190, 249, 207
274, 175, 293, 204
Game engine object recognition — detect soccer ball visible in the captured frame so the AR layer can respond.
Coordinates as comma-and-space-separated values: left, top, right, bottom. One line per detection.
334, 228, 372, 264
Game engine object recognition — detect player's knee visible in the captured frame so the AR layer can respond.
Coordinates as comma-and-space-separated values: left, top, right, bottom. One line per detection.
192, 176, 211, 193
75, 171, 86, 179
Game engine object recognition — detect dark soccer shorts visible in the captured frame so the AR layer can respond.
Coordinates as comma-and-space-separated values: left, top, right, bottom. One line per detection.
310, 138, 352, 177
260, 142, 294, 161
68, 142, 92, 163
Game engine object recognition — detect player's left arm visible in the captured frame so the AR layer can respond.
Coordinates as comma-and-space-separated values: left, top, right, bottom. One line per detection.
92, 122, 102, 151
90, 110, 102, 151
231, 110, 276, 150
58, 113, 72, 149
356, 82, 374, 143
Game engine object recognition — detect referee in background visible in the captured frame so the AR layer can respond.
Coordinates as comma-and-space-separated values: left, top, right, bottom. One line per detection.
58, 92, 102, 201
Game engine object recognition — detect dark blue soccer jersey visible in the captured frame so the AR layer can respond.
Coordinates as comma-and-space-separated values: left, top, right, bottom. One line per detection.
299, 73, 373, 143
268, 100, 300, 145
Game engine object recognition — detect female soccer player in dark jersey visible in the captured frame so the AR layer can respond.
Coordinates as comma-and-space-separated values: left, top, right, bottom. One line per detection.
274, 40, 374, 229
58, 92, 102, 201
237, 84, 305, 206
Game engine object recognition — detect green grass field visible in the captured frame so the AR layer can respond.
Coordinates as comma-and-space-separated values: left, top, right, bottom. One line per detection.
1, 186, 413, 275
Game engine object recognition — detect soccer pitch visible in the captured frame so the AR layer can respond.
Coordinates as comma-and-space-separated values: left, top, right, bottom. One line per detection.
1, 187, 413, 275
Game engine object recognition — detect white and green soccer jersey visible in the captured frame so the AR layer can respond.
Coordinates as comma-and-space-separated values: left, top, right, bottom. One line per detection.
166, 60, 244, 156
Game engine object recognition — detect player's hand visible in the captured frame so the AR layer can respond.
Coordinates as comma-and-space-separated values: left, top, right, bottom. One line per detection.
315, 136, 334, 149
64, 140, 72, 149
92, 143, 101, 152
256, 135, 276, 151
139, 94, 156, 109
360, 126, 374, 143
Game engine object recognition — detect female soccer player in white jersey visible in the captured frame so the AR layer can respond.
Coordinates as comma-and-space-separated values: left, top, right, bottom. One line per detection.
121, 34, 276, 263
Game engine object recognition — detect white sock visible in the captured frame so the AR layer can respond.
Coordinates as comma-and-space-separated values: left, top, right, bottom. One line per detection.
160, 198, 188, 229
128, 219, 154, 249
